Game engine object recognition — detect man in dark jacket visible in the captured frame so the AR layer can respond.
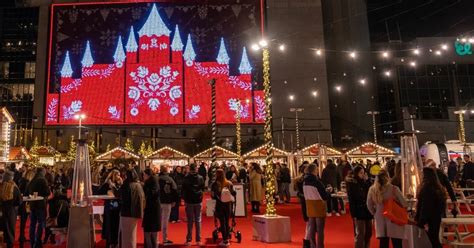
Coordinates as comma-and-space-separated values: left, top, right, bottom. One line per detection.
462, 154, 474, 187
182, 164, 205, 245
198, 162, 207, 184
426, 159, 457, 204
142, 168, 161, 248
321, 159, 341, 216
158, 164, 178, 245
26, 167, 51, 248
279, 164, 292, 203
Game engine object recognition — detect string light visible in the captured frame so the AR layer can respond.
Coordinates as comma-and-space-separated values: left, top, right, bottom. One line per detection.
469, 38, 474, 43
279, 44, 285, 51
349, 51, 357, 59
382, 51, 389, 58
413, 49, 420, 55
335, 86, 342, 92
193, 145, 239, 159
259, 39, 268, 47
384, 70, 391, 77
316, 49, 322, 56
435, 50, 442, 56
289, 94, 295, 101
346, 142, 395, 156
409, 61, 416, 67
312, 90, 318, 97
359, 79, 366, 85
251, 44, 260, 51
242, 145, 290, 159
96, 146, 140, 160
441, 44, 448, 50
146, 146, 190, 159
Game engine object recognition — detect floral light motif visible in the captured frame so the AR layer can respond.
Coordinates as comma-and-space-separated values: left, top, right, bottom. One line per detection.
128, 65, 181, 115
108, 105, 121, 119
254, 95, 265, 121
47, 98, 58, 122
62, 100, 83, 120
228, 98, 249, 118
187, 105, 201, 119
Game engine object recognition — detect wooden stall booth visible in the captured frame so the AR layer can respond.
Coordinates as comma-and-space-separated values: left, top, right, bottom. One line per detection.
0, 107, 14, 166
299, 143, 343, 177
243, 145, 290, 164
95, 146, 140, 161
192, 146, 239, 166
345, 142, 396, 162
146, 146, 190, 167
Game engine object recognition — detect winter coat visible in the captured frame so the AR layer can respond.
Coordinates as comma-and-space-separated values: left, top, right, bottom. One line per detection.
198, 165, 207, 182
119, 181, 145, 218
303, 173, 329, 217
436, 168, 456, 202
415, 185, 446, 227
367, 184, 407, 239
321, 163, 341, 191
159, 173, 178, 204
249, 170, 263, 202
26, 174, 51, 211
182, 172, 205, 204
211, 181, 236, 218
346, 178, 373, 220
447, 161, 458, 182
142, 175, 161, 232
462, 161, 474, 182
172, 172, 185, 196
280, 167, 291, 184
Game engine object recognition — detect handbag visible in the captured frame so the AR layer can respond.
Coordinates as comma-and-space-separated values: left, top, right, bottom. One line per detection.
306, 200, 327, 218
383, 187, 408, 226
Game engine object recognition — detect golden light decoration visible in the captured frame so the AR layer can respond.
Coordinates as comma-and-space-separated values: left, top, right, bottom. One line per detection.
345, 142, 395, 155
236, 100, 242, 166
96, 146, 140, 160
243, 145, 290, 158
146, 146, 190, 159
192, 145, 239, 159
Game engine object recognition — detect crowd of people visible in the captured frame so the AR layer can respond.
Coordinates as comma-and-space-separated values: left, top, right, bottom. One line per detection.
0, 153, 471, 248
296, 154, 474, 248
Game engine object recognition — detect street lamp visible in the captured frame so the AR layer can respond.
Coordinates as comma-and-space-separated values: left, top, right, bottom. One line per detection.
74, 113, 86, 139
290, 108, 304, 150
367, 111, 379, 160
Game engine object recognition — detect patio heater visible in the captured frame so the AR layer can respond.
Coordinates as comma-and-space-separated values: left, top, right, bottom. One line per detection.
67, 139, 94, 248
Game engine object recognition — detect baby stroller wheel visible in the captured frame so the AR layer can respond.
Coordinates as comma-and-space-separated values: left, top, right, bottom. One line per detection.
212, 229, 219, 243
235, 231, 242, 243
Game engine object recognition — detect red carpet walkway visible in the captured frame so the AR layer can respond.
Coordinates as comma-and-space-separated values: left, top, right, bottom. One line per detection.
13, 198, 377, 248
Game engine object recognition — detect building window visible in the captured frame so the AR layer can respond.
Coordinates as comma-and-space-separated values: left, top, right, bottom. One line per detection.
24, 62, 35, 78
0, 62, 9, 79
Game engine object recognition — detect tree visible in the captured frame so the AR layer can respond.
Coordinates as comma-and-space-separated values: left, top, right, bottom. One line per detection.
29, 137, 40, 166
66, 135, 77, 161
138, 141, 147, 157
88, 141, 96, 162
146, 143, 154, 157
106, 144, 111, 152
124, 138, 135, 152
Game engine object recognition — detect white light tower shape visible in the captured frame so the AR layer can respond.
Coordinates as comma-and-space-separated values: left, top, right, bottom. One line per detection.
239, 47, 252, 74
216, 38, 230, 65
81, 41, 94, 68
183, 34, 196, 66
113, 36, 126, 68
61, 51, 73, 78
171, 25, 183, 51
138, 4, 171, 37
126, 26, 138, 53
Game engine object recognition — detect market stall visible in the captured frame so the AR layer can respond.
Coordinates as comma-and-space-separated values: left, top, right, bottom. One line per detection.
0, 107, 14, 165
298, 143, 343, 177
8, 146, 31, 166
146, 146, 190, 167
95, 146, 140, 161
35, 146, 61, 166
192, 146, 239, 166
243, 145, 290, 164
344, 142, 396, 162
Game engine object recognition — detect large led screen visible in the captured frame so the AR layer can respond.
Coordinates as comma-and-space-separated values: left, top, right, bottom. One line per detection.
46, 1, 265, 125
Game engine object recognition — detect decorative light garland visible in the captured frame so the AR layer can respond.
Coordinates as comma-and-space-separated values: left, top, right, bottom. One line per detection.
146, 146, 190, 159
243, 144, 290, 158
345, 142, 395, 155
236, 100, 242, 166
193, 145, 239, 159
96, 146, 140, 160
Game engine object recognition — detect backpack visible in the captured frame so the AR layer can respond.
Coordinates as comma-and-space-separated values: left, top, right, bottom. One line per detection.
220, 187, 235, 203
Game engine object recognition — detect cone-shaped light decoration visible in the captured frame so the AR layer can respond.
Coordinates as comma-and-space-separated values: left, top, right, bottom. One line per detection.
171, 25, 183, 51
81, 41, 94, 68
239, 47, 252, 74
183, 34, 196, 64
126, 26, 138, 52
138, 4, 171, 37
113, 36, 126, 68
216, 38, 230, 65
61, 51, 73, 78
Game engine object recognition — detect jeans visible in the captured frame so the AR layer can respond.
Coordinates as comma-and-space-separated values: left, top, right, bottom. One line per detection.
170, 197, 180, 221
379, 237, 402, 248
326, 196, 339, 213
160, 204, 172, 242
354, 219, 372, 248
29, 208, 46, 248
144, 232, 158, 248
279, 182, 291, 202
306, 217, 325, 248
185, 203, 202, 242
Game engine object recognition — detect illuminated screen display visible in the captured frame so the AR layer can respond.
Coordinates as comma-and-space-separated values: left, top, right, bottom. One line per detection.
46, 1, 265, 125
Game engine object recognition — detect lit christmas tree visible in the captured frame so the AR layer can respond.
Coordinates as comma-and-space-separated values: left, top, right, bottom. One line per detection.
66, 135, 77, 161
138, 141, 147, 157
146, 143, 154, 157
88, 141, 96, 162
124, 138, 135, 152
106, 144, 111, 152
29, 137, 40, 166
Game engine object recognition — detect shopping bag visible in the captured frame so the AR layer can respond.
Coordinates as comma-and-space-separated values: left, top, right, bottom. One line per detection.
306, 200, 327, 218
383, 195, 408, 225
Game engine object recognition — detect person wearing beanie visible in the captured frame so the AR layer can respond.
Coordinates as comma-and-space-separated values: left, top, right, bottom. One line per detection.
0, 170, 22, 248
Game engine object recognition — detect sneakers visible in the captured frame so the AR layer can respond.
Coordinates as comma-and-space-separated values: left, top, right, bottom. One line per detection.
185, 241, 192, 246
163, 240, 173, 246
335, 213, 341, 217
218, 241, 230, 247
196, 241, 202, 246
327, 212, 332, 217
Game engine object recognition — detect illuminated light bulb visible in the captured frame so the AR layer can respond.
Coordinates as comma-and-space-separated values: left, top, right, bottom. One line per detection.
409, 61, 416, 67
316, 49, 322, 56
471, 109, 474, 114
312, 91, 318, 97
435, 50, 442, 56
470, 38, 474, 43
349, 51, 356, 59
429, 49, 433, 53
279, 44, 285, 51
400, 58, 405, 62
335, 86, 342, 92
382, 51, 389, 58
461, 38, 467, 42
359, 79, 366, 85
289, 95, 295, 101
441, 44, 448, 50
413, 49, 420, 55
259, 39, 268, 47
245, 99, 250, 104
384, 71, 391, 77
251, 44, 260, 51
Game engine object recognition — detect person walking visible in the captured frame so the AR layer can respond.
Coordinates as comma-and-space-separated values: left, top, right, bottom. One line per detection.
98, 169, 122, 248
321, 159, 341, 216
198, 162, 207, 186
279, 163, 292, 203
18, 168, 34, 247
295, 162, 310, 247
367, 170, 407, 248
142, 168, 161, 248
170, 166, 185, 223
415, 167, 447, 248
0, 171, 22, 248
249, 163, 263, 213
211, 169, 236, 247
26, 167, 51, 248
182, 164, 205, 246
119, 169, 145, 248
346, 166, 373, 248
303, 163, 329, 248
159, 164, 178, 246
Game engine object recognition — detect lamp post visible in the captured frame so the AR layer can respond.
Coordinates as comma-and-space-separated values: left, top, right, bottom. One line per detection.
367, 110, 379, 161
454, 110, 472, 157
74, 114, 86, 140
290, 108, 304, 150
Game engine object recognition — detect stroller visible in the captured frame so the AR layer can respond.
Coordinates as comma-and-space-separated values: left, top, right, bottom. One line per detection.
212, 201, 242, 243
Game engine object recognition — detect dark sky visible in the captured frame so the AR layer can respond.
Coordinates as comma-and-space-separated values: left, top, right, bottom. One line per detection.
367, 0, 474, 42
